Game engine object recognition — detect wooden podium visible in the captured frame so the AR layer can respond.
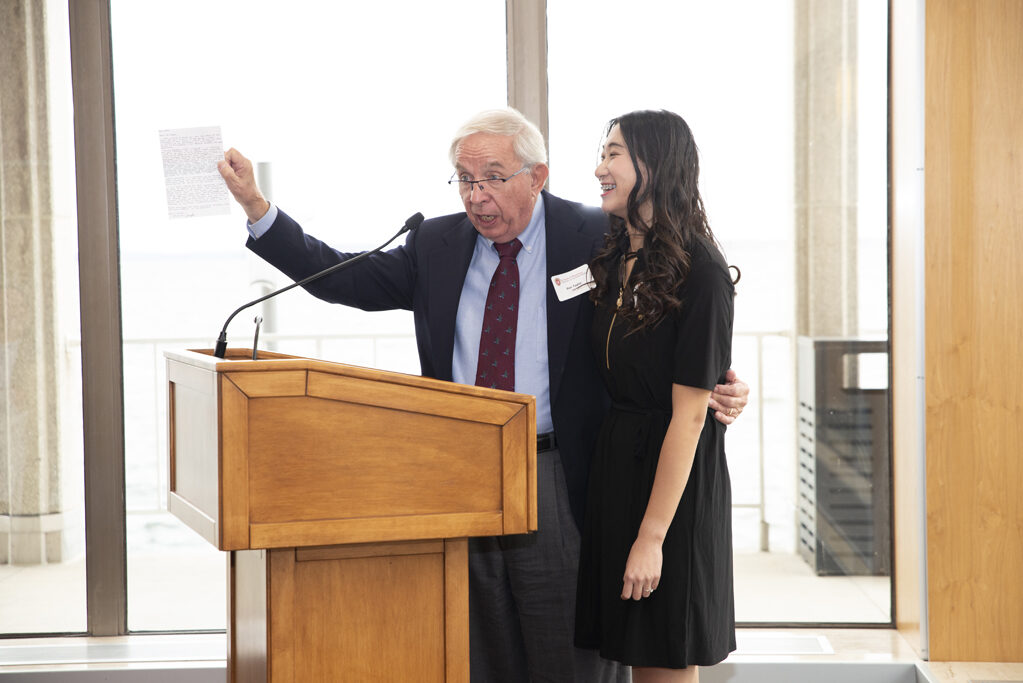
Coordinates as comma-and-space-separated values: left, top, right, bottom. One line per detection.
164, 348, 537, 682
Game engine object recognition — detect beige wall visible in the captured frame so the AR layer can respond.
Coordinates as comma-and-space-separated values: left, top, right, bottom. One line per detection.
894, 0, 1023, 662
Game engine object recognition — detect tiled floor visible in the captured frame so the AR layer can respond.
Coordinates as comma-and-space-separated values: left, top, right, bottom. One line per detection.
732, 628, 919, 663
0, 629, 1021, 681
0, 551, 226, 634
0, 548, 889, 634
734, 551, 890, 623
2, 549, 1021, 681
729, 631, 1023, 683
0, 630, 927, 674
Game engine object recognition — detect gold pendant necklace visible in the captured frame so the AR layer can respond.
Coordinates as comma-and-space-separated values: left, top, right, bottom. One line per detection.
607, 251, 639, 368
606, 307, 618, 369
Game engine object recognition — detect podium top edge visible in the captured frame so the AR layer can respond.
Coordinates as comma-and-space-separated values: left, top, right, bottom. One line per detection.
163, 347, 299, 369
162, 348, 536, 405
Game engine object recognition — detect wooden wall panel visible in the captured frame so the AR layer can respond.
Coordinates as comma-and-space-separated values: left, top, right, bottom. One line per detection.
924, 0, 1023, 662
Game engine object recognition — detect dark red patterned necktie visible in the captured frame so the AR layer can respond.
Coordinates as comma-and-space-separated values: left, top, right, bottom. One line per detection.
475, 238, 523, 391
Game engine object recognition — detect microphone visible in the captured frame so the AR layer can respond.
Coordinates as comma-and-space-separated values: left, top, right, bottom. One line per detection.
213, 212, 425, 359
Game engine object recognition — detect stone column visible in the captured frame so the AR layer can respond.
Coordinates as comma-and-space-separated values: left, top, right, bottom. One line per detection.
0, 0, 70, 564
794, 0, 859, 337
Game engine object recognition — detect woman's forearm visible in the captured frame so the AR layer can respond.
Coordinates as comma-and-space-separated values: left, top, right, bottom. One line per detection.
620, 383, 711, 599
637, 384, 711, 542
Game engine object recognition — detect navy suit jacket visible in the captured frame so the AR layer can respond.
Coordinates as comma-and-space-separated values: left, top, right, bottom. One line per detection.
247, 190, 611, 529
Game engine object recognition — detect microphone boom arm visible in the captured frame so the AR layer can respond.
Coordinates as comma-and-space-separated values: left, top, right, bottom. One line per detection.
213, 212, 424, 359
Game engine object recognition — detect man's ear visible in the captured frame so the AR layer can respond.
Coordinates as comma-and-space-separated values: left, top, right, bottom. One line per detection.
530, 163, 550, 193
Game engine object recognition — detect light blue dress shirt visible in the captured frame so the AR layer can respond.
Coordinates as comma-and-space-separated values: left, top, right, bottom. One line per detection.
451, 196, 552, 434
248, 204, 278, 238
247, 197, 553, 434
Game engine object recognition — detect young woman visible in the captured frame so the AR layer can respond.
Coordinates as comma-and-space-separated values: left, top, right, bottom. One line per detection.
575, 110, 737, 683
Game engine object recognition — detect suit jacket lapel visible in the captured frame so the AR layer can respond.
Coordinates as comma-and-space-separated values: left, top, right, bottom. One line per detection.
426, 216, 477, 381
543, 191, 597, 409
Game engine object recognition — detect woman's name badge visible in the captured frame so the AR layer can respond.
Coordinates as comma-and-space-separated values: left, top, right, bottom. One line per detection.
551, 264, 596, 302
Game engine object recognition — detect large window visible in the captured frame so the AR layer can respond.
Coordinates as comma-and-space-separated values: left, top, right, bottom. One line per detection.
2, 0, 893, 641
0, 0, 85, 635
0, 0, 506, 636
109, 0, 507, 631
548, 0, 891, 624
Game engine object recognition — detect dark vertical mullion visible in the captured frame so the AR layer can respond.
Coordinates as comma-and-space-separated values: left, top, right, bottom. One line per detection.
68, 0, 127, 636
505, 0, 548, 147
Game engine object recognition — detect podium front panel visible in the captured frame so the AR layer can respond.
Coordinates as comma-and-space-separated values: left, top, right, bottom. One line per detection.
166, 350, 536, 551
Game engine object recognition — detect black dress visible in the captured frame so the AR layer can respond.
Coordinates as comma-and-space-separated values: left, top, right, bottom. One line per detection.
574, 238, 736, 669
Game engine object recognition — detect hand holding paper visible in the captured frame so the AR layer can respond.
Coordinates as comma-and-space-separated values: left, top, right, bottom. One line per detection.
217, 147, 271, 224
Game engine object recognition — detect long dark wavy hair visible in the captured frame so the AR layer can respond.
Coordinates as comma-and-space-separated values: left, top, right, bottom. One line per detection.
589, 109, 720, 332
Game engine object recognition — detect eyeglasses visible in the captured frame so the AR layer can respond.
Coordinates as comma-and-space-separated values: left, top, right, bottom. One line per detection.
448, 167, 530, 195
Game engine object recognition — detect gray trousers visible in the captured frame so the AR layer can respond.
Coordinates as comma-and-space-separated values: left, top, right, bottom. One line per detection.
469, 448, 629, 683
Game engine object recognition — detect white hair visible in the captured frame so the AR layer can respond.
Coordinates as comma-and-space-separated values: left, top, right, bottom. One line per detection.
448, 107, 548, 168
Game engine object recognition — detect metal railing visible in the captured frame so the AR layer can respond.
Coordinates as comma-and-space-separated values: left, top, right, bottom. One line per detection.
116, 329, 795, 552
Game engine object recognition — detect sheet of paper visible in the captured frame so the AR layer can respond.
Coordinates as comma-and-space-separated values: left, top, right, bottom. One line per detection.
158, 126, 230, 219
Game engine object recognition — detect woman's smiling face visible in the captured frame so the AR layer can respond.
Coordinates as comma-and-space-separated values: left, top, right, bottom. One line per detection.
594, 124, 639, 221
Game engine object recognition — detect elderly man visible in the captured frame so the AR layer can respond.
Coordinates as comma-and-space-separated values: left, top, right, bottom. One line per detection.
218, 108, 747, 683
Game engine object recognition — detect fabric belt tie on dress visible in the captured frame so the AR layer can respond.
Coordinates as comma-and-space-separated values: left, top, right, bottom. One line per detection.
610, 402, 670, 461
537, 432, 558, 453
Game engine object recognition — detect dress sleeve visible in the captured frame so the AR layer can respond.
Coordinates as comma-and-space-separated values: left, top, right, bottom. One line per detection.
672, 257, 734, 390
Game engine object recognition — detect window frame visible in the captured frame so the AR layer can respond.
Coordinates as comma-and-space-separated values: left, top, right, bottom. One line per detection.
67, 0, 897, 637
68, 0, 542, 637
